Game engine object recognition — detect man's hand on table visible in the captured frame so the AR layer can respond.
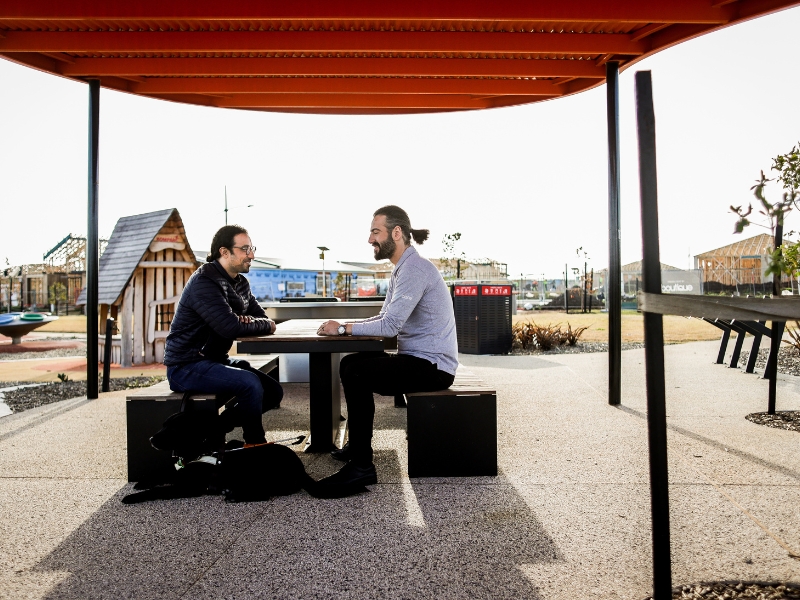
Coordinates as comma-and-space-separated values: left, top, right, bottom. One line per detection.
317, 320, 353, 336
239, 315, 276, 334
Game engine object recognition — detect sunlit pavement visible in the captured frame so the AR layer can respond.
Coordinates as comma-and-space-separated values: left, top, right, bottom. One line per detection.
1, 340, 798, 599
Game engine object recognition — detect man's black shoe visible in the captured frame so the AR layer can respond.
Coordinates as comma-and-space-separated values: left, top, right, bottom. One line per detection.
317, 461, 377, 487
330, 442, 352, 462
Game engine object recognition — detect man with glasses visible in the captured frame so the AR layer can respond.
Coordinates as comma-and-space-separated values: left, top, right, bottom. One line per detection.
164, 225, 282, 447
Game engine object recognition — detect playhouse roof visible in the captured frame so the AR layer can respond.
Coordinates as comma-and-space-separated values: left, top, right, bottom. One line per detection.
77, 208, 195, 305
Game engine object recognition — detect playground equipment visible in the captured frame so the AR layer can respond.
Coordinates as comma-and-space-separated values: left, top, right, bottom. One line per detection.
0, 313, 59, 344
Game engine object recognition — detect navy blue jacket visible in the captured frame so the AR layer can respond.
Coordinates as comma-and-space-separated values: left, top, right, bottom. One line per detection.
164, 261, 272, 366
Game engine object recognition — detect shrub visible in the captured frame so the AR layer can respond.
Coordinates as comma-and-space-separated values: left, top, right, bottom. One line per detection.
563, 323, 589, 346
783, 321, 800, 354
512, 320, 587, 351
511, 320, 537, 350
532, 323, 563, 350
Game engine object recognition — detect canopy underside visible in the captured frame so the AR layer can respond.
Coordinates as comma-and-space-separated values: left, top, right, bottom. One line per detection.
1, 1, 798, 114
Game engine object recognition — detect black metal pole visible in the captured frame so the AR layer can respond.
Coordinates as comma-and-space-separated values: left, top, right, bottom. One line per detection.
767, 223, 784, 414
564, 264, 569, 314
635, 70, 672, 600
102, 317, 114, 392
607, 61, 622, 406
583, 261, 588, 313
87, 80, 100, 400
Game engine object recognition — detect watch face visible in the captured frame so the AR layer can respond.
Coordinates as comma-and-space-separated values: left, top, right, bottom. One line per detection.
338, 325, 346, 335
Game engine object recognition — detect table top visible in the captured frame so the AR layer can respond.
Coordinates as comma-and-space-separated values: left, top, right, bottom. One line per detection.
237, 318, 385, 354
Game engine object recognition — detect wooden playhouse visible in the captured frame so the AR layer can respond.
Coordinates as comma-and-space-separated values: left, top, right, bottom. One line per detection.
78, 208, 198, 366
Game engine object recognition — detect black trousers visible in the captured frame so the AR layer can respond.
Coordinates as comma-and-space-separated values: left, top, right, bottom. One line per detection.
339, 352, 455, 463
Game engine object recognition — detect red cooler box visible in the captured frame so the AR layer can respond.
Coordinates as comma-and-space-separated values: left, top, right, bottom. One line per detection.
452, 284, 513, 355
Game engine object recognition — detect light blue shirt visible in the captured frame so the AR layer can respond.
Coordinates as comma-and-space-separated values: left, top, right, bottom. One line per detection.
352, 246, 458, 375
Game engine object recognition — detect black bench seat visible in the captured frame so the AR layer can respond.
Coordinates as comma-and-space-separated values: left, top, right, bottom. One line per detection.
403, 369, 497, 478
125, 355, 279, 482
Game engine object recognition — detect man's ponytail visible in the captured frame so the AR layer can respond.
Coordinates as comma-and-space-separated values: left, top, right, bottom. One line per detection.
410, 228, 429, 245
374, 205, 428, 246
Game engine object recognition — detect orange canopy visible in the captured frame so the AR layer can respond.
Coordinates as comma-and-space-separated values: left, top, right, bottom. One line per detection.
1, 1, 798, 114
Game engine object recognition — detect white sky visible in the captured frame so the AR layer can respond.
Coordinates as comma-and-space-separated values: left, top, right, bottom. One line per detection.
2, 7, 800, 279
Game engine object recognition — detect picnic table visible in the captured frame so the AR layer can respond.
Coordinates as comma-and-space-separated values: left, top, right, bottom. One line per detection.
237, 318, 386, 452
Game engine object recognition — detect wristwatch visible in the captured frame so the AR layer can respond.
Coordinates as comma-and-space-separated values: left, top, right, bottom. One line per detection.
337, 324, 347, 336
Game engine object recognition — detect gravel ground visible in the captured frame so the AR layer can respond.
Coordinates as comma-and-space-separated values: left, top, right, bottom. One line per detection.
0, 376, 165, 413
739, 346, 800, 377
737, 346, 800, 434
745, 411, 800, 433
0, 348, 86, 361
0, 337, 86, 361
644, 581, 800, 599
511, 341, 646, 355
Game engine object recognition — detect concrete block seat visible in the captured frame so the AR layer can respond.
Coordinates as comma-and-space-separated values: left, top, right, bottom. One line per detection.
125, 356, 279, 482
402, 369, 497, 478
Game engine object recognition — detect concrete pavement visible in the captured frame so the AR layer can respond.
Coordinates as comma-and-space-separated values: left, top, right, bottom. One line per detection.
1, 340, 799, 599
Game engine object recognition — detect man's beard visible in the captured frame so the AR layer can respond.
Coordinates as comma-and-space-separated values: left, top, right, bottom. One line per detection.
373, 237, 396, 261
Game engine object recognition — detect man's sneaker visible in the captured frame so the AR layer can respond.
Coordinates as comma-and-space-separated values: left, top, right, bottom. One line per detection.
330, 442, 352, 462
317, 461, 377, 488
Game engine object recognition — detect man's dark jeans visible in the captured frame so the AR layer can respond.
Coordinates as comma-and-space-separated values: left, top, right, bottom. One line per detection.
340, 352, 455, 464
167, 358, 283, 444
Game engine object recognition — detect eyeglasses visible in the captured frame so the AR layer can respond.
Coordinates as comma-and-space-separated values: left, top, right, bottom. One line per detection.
231, 245, 256, 255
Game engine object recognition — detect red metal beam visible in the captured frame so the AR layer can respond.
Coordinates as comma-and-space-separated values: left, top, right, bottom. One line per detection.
134, 77, 563, 96
629, 23, 671, 41
59, 57, 609, 79
0, 30, 647, 56
723, 0, 800, 21
213, 92, 491, 109
241, 107, 471, 115
0, 0, 737, 25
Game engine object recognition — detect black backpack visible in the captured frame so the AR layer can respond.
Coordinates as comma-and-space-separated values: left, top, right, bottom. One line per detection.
123, 395, 351, 504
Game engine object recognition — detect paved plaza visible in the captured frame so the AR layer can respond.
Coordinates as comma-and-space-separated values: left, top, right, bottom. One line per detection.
1, 340, 799, 599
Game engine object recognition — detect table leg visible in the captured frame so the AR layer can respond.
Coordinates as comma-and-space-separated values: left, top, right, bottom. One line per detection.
304, 352, 341, 453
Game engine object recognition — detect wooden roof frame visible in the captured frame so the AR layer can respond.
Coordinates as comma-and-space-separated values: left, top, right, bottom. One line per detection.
2, 1, 799, 114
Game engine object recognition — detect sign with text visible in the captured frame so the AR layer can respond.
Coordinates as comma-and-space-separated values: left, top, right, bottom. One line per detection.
481, 285, 512, 296
454, 285, 478, 296
660, 270, 702, 295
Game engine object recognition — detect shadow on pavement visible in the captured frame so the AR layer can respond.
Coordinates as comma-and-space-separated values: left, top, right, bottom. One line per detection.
34, 451, 561, 599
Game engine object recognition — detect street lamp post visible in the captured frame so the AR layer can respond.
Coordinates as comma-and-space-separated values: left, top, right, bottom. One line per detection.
223, 186, 254, 225
317, 246, 329, 297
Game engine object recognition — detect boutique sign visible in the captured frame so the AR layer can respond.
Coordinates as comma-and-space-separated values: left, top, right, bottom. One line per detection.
660, 270, 702, 295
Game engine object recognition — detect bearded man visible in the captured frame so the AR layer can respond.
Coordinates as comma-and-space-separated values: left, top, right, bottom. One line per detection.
316, 205, 458, 487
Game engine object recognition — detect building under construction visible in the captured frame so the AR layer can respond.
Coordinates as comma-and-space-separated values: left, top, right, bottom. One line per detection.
0, 234, 107, 313
694, 233, 774, 295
